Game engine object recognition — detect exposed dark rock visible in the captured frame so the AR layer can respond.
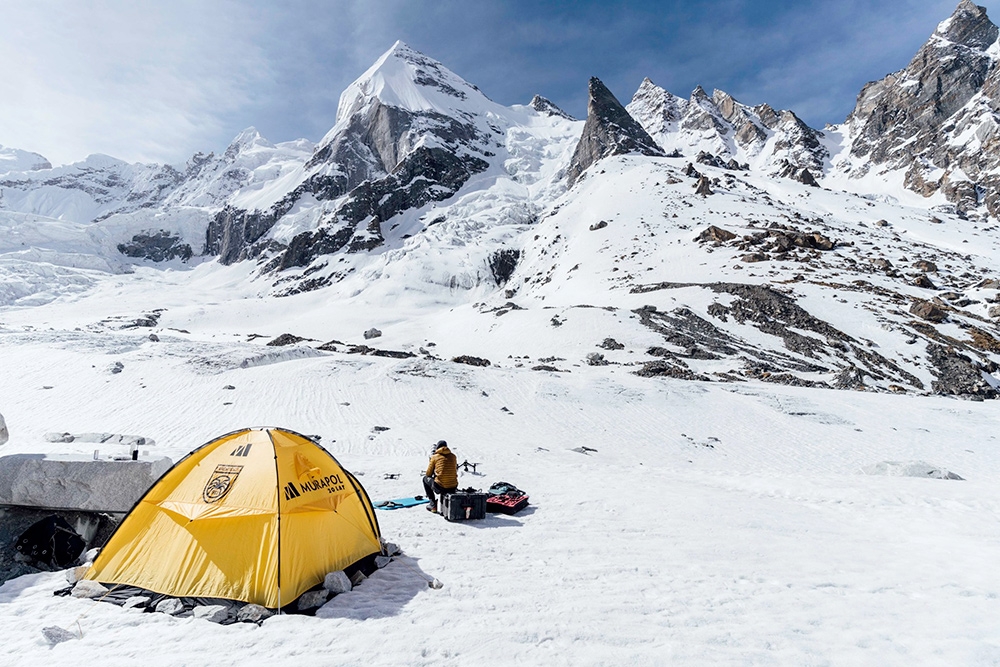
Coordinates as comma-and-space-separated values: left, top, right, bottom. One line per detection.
364, 328, 382, 340
589, 220, 608, 231
834, 365, 868, 390
488, 249, 521, 286
586, 352, 608, 366
910, 300, 947, 322
529, 95, 575, 120
634, 361, 711, 381
452, 355, 491, 367
697, 226, 737, 243
567, 77, 664, 187
266, 333, 306, 347
912, 274, 937, 289
630, 281, 924, 389
599, 338, 625, 350
741, 253, 769, 263
927, 343, 998, 398
694, 176, 714, 196
846, 0, 1000, 215
118, 230, 193, 262
777, 160, 819, 187
913, 260, 938, 272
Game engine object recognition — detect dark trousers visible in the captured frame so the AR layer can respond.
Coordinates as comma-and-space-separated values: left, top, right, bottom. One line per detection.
423, 476, 456, 505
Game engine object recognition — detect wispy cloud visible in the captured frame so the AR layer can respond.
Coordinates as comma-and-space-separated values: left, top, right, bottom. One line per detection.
0, 0, 992, 166
0, 0, 271, 165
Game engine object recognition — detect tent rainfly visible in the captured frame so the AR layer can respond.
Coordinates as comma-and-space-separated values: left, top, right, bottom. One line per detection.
85, 427, 381, 608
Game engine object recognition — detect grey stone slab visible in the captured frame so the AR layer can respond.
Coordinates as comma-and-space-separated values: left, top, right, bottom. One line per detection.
0, 455, 172, 512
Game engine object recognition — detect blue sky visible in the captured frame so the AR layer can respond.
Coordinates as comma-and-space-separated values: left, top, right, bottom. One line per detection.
0, 0, 993, 166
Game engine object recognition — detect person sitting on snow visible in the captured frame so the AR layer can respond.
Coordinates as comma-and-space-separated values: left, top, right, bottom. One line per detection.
422, 440, 458, 513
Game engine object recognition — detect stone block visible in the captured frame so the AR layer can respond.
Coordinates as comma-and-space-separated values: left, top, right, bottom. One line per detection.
71, 580, 108, 599
296, 589, 329, 611
193, 605, 229, 623
0, 454, 172, 512
155, 598, 184, 615
323, 570, 352, 594
236, 603, 273, 623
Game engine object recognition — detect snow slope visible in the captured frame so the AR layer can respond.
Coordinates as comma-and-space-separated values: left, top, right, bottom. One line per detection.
0, 300, 998, 665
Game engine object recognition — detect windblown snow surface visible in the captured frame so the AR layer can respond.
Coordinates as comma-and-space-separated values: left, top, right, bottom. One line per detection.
1, 44, 999, 661
1, 168, 1000, 666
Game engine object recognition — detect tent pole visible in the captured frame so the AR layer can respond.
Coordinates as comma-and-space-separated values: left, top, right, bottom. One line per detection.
268, 429, 282, 616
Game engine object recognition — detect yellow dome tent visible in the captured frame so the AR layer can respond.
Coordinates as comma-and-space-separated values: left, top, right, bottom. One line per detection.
85, 427, 382, 608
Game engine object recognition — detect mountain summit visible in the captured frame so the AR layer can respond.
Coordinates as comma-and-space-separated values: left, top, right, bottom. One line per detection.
841, 0, 1000, 215
566, 77, 663, 186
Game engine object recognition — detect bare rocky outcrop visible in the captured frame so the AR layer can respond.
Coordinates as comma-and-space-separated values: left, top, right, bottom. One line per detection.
117, 230, 193, 262
529, 95, 575, 120
845, 0, 1000, 216
626, 78, 827, 174
566, 78, 664, 187
205, 43, 493, 275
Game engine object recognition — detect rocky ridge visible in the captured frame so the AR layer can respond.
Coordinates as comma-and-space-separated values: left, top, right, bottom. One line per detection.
839, 0, 1000, 217
566, 77, 664, 186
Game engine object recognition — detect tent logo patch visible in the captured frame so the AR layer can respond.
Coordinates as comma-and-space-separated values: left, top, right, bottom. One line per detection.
203, 464, 243, 503
230, 443, 253, 457
283, 474, 346, 500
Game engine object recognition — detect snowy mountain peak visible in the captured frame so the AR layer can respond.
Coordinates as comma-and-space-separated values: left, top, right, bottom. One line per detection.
935, 0, 997, 50
529, 95, 575, 120
332, 40, 489, 128
0, 145, 51, 175
566, 77, 664, 186
222, 127, 276, 162
841, 0, 1000, 216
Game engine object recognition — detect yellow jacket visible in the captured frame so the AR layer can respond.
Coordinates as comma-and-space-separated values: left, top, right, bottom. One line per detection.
425, 446, 459, 489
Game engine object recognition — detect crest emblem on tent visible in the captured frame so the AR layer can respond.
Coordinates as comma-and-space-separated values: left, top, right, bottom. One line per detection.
203, 464, 243, 503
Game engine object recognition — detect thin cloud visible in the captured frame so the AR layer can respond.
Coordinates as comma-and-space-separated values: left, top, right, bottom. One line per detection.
0, 0, 994, 166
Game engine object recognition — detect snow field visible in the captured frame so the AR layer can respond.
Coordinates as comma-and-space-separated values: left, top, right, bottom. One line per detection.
1, 323, 999, 665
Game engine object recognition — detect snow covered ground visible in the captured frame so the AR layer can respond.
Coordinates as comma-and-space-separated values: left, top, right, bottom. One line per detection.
1, 264, 999, 666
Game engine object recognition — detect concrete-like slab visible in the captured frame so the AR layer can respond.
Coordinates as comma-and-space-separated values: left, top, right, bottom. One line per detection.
0, 454, 172, 512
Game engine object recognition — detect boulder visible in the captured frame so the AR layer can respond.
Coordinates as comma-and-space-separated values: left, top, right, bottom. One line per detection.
71, 580, 109, 599
237, 603, 273, 623
697, 226, 737, 243
586, 352, 608, 366
910, 300, 947, 322
363, 328, 382, 340
599, 338, 625, 350
349, 571, 367, 587
267, 333, 306, 347
155, 598, 185, 615
0, 455, 173, 512
873, 258, 893, 271
0, 413, 6, 447
193, 605, 229, 623
375, 555, 392, 569
123, 596, 151, 610
324, 570, 353, 594
912, 274, 937, 289
740, 253, 769, 263
913, 259, 938, 272
296, 589, 330, 611
989, 305, 1000, 319
42, 626, 77, 644
694, 175, 714, 196
451, 355, 491, 367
